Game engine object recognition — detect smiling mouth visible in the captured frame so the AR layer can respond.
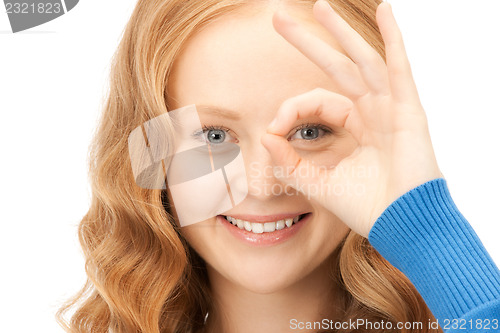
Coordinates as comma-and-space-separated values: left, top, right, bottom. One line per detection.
222, 213, 309, 234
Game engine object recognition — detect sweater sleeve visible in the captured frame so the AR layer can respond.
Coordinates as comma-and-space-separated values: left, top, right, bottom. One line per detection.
367, 178, 500, 332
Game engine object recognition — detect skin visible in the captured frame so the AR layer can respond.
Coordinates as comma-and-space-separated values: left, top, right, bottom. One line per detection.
263, 1, 443, 237
166, 1, 442, 332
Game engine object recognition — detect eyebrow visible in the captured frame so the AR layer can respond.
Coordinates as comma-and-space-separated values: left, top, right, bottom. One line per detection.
196, 104, 242, 120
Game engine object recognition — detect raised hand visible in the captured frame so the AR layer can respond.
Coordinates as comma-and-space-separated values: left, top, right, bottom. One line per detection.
261, 0, 443, 238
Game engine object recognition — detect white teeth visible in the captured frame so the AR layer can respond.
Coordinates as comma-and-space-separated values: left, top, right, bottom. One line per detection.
276, 220, 285, 230
244, 221, 252, 232
252, 223, 264, 234
263, 222, 276, 232
224, 215, 305, 234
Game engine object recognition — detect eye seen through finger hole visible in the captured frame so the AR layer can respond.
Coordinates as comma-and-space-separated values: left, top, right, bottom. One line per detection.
288, 123, 332, 142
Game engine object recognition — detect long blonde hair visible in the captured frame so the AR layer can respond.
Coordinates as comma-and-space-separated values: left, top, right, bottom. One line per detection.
56, 0, 441, 332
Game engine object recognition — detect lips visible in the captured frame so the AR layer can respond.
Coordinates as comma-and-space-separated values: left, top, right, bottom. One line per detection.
217, 213, 311, 246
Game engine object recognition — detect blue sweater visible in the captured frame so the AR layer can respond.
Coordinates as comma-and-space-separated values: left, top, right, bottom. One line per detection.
368, 178, 500, 332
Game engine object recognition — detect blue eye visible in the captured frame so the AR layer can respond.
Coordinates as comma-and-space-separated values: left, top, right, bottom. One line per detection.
289, 125, 329, 141
191, 126, 237, 145
300, 127, 319, 140
206, 129, 226, 144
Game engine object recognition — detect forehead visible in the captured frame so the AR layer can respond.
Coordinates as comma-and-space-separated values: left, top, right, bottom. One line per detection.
167, 4, 345, 112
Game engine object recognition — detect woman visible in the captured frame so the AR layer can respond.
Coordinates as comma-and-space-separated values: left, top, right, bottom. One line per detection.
57, 0, 500, 332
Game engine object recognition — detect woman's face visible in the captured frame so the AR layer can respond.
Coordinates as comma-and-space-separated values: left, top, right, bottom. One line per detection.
167, 4, 357, 294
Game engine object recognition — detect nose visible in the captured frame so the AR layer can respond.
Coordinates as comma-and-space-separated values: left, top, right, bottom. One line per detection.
243, 141, 296, 201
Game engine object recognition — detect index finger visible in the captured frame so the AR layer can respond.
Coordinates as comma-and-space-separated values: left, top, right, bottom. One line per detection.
272, 9, 369, 98
267, 88, 354, 136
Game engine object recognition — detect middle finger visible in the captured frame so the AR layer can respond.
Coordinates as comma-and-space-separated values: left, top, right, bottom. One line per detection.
313, 0, 390, 95
273, 8, 369, 98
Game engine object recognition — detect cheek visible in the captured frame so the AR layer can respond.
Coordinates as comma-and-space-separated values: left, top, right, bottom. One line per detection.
178, 218, 216, 251
308, 204, 351, 254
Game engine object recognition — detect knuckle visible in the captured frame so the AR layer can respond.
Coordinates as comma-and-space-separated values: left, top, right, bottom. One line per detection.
280, 97, 296, 110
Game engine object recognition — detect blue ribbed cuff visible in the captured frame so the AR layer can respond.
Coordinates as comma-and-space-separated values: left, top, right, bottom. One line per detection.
368, 178, 500, 324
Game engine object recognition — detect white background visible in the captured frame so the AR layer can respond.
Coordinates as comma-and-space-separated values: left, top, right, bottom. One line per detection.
1, 0, 499, 331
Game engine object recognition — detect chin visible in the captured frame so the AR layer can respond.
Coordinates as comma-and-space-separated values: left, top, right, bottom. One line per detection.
209, 242, 324, 294
225, 257, 307, 294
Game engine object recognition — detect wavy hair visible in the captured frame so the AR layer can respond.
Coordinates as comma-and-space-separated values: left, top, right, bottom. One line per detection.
56, 0, 442, 332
